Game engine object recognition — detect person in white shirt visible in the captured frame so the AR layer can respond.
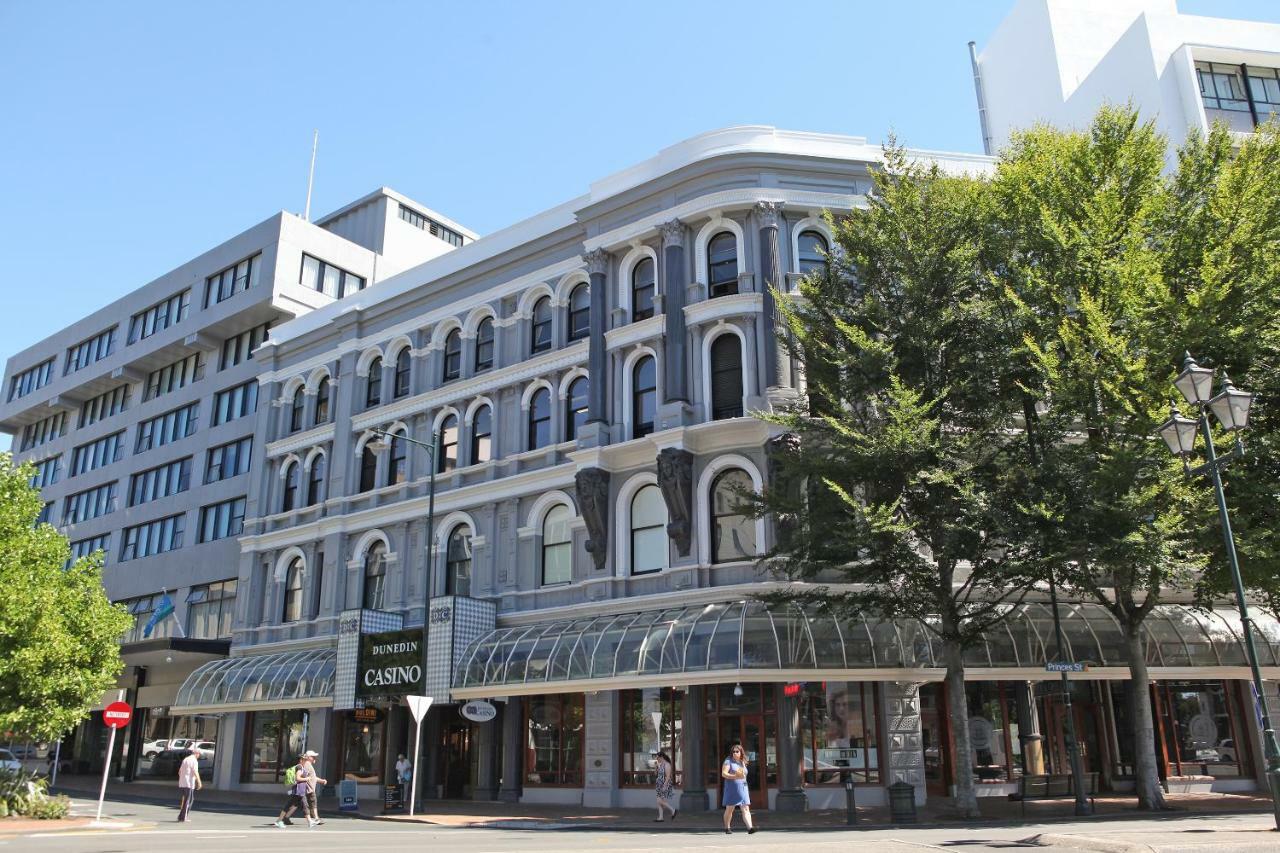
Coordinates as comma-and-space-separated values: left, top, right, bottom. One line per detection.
177, 748, 202, 822
395, 753, 412, 787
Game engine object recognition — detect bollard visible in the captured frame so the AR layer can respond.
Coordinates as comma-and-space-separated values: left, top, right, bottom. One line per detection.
844, 772, 857, 825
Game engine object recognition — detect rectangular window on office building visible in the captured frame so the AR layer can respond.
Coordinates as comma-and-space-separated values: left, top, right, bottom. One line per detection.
128, 457, 192, 507
187, 579, 236, 639
299, 254, 365, 298
64, 327, 116, 376
211, 380, 258, 426
79, 385, 131, 428
70, 431, 125, 476
120, 593, 177, 643
144, 354, 203, 401
135, 402, 199, 453
66, 533, 110, 569
29, 455, 61, 489
20, 412, 66, 451
197, 496, 246, 543
63, 481, 118, 524
219, 322, 271, 371
128, 290, 190, 344
36, 501, 55, 526
205, 436, 252, 483
204, 254, 261, 308
120, 513, 185, 562
8, 358, 54, 402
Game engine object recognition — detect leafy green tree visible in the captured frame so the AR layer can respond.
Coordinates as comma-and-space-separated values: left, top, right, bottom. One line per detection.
0, 452, 130, 741
760, 148, 1043, 818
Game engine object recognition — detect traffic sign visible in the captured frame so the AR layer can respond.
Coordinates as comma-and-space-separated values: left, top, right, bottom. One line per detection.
103, 701, 132, 729
1045, 662, 1088, 673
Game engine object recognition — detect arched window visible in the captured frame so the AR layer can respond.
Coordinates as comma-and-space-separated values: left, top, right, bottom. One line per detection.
470, 405, 492, 465
365, 357, 383, 408
567, 283, 590, 341
359, 443, 378, 492
474, 317, 495, 372
527, 387, 551, 450
632, 257, 655, 321
542, 504, 572, 585
307, 454, 326, 506
387, 430, 407, 486
394, 347, 411, 398
708, 231, 739, 298
565, 376, 589, 442
289, 387, 305, 433
362, 542, 386, 610
632, 356, 656, 439
530, 296, 552, 354
711, 468, 757, 563
710, 334, 744, 420
445, 525, 472, 596
282, 461, 299, 512
438, 415, 458, 474
630, 485, 667, 574
442, 329, 462, 382
314, 377, 331, 425
282, 557, 304, 623
797, 230, 829, 275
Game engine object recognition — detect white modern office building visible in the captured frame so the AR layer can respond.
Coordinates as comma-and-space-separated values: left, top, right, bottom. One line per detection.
0, 187, 473, 778
975, 0, 1280, 155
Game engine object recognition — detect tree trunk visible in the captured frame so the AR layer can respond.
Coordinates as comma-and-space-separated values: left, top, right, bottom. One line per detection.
942, 640, 981, 818
1123, 623, 1167, 810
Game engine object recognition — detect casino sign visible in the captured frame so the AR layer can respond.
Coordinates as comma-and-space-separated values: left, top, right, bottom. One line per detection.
357, 628, 425, 698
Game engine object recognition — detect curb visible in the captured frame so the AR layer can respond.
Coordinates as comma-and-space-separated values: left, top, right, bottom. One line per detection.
1032, 833, 1151, 852
1030, 832, 1280, 853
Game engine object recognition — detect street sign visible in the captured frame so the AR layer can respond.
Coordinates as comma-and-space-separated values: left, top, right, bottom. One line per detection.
405, 695, 433, 817
102, 701, 132, 729
407, 695, 433, 724
1045, 662, 1088, 673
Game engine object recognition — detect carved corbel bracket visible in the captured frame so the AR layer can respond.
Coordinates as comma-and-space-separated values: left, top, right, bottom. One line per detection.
574, 467, 611, 571
657, 447, 694, 556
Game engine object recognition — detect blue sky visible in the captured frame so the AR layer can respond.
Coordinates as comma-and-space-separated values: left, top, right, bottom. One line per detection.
2, 0, 1279, 371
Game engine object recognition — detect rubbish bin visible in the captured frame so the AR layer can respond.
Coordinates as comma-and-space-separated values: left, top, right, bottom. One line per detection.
888, 781, 917, 824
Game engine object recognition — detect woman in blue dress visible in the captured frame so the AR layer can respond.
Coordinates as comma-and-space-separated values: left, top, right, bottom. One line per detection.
720, 744, 757, 834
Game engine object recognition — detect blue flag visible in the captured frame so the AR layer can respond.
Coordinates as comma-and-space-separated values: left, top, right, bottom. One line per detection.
143, 593, 176, 638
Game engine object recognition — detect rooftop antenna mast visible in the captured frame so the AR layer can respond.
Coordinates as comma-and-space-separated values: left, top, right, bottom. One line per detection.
303, 129, 319, 221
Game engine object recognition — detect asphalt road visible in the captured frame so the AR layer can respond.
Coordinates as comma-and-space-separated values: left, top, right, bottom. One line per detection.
5, 796, 1275, 853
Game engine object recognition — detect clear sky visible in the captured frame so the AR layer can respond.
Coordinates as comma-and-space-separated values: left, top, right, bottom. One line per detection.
2, 0, 1279, 376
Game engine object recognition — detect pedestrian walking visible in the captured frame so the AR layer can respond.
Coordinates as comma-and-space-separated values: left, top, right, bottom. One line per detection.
176, 747, 202, 822
653, 750, 677, 822
298, 750, 327, 827
273, 754, 308, 828
720, 744, 756, 834
395, 753, 413, 787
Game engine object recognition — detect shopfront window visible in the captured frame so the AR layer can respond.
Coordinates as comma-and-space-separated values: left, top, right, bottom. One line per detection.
799, 682, 882, 784
137, 711, 220, 778
1154, 680, 1250, 778
340, 708, 386, 783
620, 687, 682, 787
241, 709, 309, 783
525, 694, 584, 786
965, 682, 1022, 783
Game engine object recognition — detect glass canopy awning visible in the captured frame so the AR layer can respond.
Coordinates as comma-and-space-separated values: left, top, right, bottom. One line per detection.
453, 601, 1280, 696
173, 648, 336, 714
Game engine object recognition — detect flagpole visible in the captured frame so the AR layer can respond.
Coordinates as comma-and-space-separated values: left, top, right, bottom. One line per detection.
169, 587, 186, 639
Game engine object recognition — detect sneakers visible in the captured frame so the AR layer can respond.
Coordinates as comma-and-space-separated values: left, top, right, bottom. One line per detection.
274, 820, 286, 828
283, 818, 295, 825
308, 819, 318, 828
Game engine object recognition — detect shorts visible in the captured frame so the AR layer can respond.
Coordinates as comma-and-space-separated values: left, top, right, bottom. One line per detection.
285, 793, 306, 811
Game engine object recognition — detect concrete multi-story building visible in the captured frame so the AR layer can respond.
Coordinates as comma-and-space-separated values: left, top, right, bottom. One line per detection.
0, 187, 473, 776
974, 0, 1280, 155
154, 125, 1280, 811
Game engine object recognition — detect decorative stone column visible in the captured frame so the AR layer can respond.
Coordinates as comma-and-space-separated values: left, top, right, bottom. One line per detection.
883, 681, 927, 805
774, 684, 807, 811
584, 249, 610, 426
1014, 681, 1045, 775
756, 201, 788, 393
659, 219, 689, 404
583, 691, 617, 807
499, 697, 523, 803
679, 686, 710, 812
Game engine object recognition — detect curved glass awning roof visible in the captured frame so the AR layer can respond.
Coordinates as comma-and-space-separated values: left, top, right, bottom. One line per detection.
173, 648, 336, 714
453, 601, 1280, 697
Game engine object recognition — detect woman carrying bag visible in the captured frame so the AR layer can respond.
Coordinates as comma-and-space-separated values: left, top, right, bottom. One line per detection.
720, 744, 757, 834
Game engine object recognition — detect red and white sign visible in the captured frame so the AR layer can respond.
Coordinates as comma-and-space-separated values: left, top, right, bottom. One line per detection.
103, 701, 132, 729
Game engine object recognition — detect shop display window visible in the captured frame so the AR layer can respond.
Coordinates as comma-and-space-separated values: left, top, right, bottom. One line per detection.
525, 694, 584, 785
137, 711, 220, 778
965, 682, 1022, 783
799, 681, 882, 784
241, 709, 309, 783
340, 708, 386, 783
619, 687, 682, 787
1154, 680, 1250, 778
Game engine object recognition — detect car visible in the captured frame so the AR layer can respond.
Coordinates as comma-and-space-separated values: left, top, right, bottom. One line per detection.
1217, 739, 1237, 763
0, 749, 21, 773
150, 741, 216, 777
142, 739, 170, 758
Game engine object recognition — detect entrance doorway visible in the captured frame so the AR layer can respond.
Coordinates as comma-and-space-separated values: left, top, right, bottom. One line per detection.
441, 722, 472, 799
713, 715, 769, 810
1039, 685, 1103, 778
919, 684, 952, 796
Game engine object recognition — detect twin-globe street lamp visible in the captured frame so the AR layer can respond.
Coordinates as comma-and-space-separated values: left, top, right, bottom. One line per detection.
1157, 353, 1280, 829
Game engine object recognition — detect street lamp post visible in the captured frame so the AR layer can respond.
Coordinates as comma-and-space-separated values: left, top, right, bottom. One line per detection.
1157, 352, 1280, 831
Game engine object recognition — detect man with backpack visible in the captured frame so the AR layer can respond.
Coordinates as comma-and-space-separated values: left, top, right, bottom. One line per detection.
298, 750, 327, 826
273, 754, 308, 828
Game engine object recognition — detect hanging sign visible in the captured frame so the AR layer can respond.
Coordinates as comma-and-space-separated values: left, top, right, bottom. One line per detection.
460, 700, 497, 723
1045, 662, 1088, 673
358, 629, 424, 698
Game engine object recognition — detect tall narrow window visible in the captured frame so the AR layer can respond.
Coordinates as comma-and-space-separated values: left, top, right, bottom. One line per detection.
282, 558, 304, 623
568, 284, 590, 341
314, 377, 330, 425
359, 443, 378, 492
632, 257, 655, 321
708, 232, 739, 298
711, 468, 756, 563
365, 357, 383, 408
282, 461, 299, 512
528, 387, 551, 450
632, 356, 656, 439
307, 454, 326, 506
470, 405, 492, 465
474, 317, 495, 372
438, 415, 458, 473
565, 376, 589, 442
443, 330, 462, 382
394, 348, 411, 398
289, 387, 305, 433
630, 485, 667, 574
363, 542, 386, 610
387, 430, 407, 486
710, 334, 744, 420
445, 525, 472, 597
797, 230, 829, 275
542, 504, 573, 585
531, 296, 552, 354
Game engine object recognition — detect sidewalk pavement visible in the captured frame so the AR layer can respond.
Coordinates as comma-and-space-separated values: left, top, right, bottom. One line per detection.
46, 774, 1278, 833
1030, 822, 1279, 853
